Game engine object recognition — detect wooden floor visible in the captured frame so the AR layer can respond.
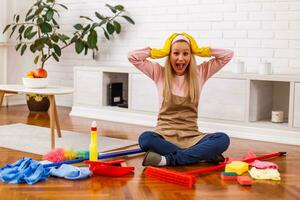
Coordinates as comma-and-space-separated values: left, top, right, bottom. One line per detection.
0, 105, 299, 200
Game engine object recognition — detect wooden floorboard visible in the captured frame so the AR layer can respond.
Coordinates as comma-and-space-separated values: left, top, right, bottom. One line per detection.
0, 105, 299, 200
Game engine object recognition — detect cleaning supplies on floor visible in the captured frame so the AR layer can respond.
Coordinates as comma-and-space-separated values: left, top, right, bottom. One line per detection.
251, 160, 278, 169
249, 167, 281, 180
0, 157, 50, 184
50, 164, 91, 180
225, 161, 249, 175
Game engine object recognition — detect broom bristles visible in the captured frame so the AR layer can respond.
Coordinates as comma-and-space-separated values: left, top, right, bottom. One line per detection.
145, 166, 196, 188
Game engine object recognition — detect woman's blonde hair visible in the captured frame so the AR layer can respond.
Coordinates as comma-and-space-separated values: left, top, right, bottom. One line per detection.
163, 48, 199, 103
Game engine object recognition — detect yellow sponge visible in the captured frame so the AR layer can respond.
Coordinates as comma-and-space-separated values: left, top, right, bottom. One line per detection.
225, 161, 249, 175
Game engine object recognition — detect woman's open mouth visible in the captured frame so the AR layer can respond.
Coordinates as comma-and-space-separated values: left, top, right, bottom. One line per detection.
176, 63, 185, 71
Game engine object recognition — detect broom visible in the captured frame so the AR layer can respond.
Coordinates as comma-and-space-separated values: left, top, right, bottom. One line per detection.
145, 151, 286, 188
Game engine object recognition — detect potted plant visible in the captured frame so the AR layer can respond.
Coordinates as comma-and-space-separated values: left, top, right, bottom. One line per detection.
3, 0, 134, 112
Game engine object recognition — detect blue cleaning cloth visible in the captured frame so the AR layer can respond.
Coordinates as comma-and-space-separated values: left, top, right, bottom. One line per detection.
0, 157, 50, 184
50, 164, 91, 180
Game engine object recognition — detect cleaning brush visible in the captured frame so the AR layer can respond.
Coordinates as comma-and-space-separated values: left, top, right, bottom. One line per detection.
146, 167, 196, 188
145, 151, 286, 188
43, 148, 144, 168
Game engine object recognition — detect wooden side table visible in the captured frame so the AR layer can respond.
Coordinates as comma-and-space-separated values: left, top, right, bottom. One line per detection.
0, 85, 74, 149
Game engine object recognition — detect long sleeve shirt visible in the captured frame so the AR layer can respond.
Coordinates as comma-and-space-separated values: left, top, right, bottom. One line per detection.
128, 47, 234, 108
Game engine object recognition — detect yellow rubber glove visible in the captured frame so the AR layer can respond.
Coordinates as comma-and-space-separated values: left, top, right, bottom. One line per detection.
182, 32, 211, 57
150, 33, 178, 59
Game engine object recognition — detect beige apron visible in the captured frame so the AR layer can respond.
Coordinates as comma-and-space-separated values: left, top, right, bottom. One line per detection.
155, 94, 206, 149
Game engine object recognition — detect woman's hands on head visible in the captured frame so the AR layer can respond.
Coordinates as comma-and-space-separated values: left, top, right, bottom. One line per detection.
182, 32, 211, 57
150, 33, 178, 59
150, 32, 211, 59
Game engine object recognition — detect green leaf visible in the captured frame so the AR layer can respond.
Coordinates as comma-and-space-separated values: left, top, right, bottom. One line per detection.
80, 16, 93, 22
16, 15, 20, 23
26, 8, 33, 17
34, 0, 42, 6
53, 44, 61, 56
34, 8, 43, 16
91, 22, 99, 30
70, 36, 78, 43
3, 24, 11, 34
98, 20, 106, 27
25, 14, 35, 21
52, 53, 59, 62
15, 43, 22, 51
102, 28, 109, 40
75, 40, 85, 53
16, 34, 22, 41
113, 21, 121, 34
34, 38, 45, 51
34, 55, 39, 64
122, 15, 135, 24
30, 44, 36, 52
87, 30, 97, 48
20, 44, 27, 56
46, 10, 54, 21
53, 9, 60, 18
83, 24, 91, 32
105, 4, 117, 13
58, 34, 70, 44
18, 25, 25, 34
52, 18, 59, 28
51, 34, 59, 43
46, 38, 53, 48
42, 55, 47, 62
114, 5, 124, 11
95, 12, 105, 20
24, 26, 33, 39
84, 45, 88, 55
37, 18, 44, 25
40, 22, 52, 33
58, 3, 68, 10
27, 31, 37, 40
9, 25, 17, 38
106, 22, 114, 34
74, 24, 83, 30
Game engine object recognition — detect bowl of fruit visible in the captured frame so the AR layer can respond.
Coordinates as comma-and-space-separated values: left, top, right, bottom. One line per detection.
22, 68, 48, 88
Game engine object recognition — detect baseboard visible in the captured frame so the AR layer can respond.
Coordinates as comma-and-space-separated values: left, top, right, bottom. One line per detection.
70, 106, 300, 145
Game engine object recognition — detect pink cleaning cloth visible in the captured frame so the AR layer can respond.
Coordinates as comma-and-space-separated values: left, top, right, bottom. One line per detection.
251, 160, 278, 169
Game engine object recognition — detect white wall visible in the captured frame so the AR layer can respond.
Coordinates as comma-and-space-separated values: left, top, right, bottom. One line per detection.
5, 0, 300, 106
0, 0, 8, 84
0, 0, 8, 43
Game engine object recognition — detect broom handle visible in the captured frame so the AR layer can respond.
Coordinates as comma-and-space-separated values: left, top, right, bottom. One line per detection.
43, 148, 144, 168
186, 151, 286, 175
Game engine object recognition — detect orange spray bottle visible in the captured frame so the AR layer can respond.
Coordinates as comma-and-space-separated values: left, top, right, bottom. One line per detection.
89, 121, 98, 161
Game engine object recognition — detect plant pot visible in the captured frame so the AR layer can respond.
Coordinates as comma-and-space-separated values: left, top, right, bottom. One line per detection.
26, 94, 50, 112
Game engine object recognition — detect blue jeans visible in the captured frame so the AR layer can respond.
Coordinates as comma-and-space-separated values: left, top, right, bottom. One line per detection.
138, 131, 230, 166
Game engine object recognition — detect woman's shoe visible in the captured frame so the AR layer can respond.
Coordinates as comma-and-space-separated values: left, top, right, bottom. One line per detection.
142, 151, 162, 166
207, 154, 225, 164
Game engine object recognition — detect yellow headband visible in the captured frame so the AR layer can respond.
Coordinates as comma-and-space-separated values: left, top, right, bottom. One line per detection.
150, 32, 211, 59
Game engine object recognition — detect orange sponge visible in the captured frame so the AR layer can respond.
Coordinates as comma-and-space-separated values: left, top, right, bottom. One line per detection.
237, 175, 252, 186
